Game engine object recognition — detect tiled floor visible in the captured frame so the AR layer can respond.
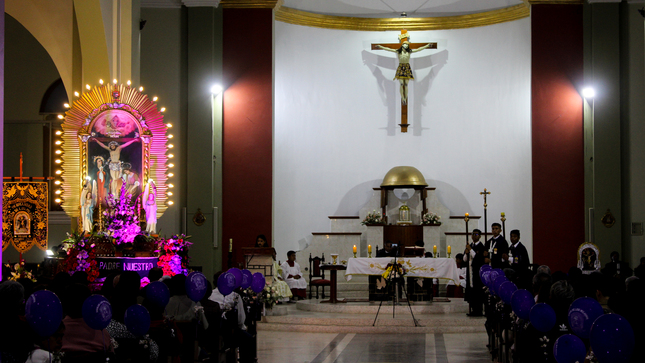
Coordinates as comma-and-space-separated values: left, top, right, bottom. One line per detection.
257, 331, 492, 363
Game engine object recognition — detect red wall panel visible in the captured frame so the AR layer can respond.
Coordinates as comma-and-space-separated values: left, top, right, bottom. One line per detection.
222, 9, 273, 266
531, 5, 585, 273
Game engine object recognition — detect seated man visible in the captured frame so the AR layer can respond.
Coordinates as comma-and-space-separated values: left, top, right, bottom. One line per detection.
602, 251, 633, 279
376, 241, 396, 257
281, 251, 307, 300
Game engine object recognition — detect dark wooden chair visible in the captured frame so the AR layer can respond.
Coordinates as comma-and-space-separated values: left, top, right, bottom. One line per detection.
309, 253, 331, 299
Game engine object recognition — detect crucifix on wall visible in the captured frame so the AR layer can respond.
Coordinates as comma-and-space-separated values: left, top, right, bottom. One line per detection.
372, 29, 437, 132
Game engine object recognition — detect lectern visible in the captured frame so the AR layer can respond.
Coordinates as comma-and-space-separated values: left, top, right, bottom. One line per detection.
242, 247, 277, 284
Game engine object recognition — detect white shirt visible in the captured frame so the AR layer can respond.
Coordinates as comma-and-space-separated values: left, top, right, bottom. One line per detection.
209, 289, 246, 330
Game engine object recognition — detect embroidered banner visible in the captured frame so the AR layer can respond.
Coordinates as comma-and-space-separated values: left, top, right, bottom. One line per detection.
2, 182, 48, 253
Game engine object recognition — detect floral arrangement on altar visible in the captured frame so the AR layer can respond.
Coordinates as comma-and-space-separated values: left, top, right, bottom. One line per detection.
102, 187, 141, 244
4, 260, 37, 282
381, 260, 407, 280
421, 212, 441, 225
156, 234, 192, 276
361, 210, 384, 225
59, 231, 100, 283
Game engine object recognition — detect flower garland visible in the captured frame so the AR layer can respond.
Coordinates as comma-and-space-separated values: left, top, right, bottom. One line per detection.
156, 234, 192, 277
361, 210, 384, 225
421, 212, 441, 225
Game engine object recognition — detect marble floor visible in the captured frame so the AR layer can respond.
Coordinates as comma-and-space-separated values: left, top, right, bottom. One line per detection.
257, 331, 491, 363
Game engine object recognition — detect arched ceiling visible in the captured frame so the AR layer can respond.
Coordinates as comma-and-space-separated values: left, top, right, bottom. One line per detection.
282, 0, 525, 18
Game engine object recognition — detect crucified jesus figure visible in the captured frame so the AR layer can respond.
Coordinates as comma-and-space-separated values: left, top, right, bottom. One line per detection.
94, 138, 140, 195
375, 41, 433, 104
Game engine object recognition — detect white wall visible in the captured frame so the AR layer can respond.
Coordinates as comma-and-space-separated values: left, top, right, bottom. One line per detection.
273, 18, 532, 261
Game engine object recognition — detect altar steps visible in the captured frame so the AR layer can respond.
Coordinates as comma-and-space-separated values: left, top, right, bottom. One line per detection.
257, 299, 485, 334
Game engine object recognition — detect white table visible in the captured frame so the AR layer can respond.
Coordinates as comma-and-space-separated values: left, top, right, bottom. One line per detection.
345, 257, 459, 284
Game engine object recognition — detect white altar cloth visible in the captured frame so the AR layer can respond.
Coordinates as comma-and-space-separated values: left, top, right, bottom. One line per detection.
345, 257, 459, 283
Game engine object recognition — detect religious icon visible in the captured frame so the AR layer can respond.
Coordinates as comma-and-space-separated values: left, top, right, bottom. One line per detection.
80, 179, 98, 232
13, 211, 31, 236
143, 180, 158, 233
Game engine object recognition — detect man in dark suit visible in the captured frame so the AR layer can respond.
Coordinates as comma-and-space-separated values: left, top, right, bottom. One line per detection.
464, 229, 487, 316
376, 240, 396, 257
485, 223, 509, 269
509, 229, 530, 273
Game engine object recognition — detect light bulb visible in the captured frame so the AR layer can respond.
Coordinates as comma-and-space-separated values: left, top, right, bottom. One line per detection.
167, 173, 174, 177
167, 191, 173, 196
55, 159, 62, 164
55, 190, 61, 195
55, 150, 62, 155
57, 115, 64, 119
127, 80, 131, 86
153, 96, 158, 102
168, 134, 173, 139
55, 198, 61, 203
160, 107, 166, 112
166, 123, 172, 128
55, 140, 62, 145
168, 183, 174, 188
55, 170, 62, 175
74, 91, 80, 97
582, 87, 595, 99
168, 154, 174, 158
168, 201, 174, 206
54, 180, 61, 185
139, 86, 144, 92
99, 79, 104, 85
63, 103, 70, 108
55, 130, 62, 135
86, 84, 91, 90
168, 144, 174, 148
113, 79, 118, 84
168, 163, 174, 168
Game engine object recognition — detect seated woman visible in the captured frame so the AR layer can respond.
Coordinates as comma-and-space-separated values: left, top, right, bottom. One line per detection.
281, 251, 307, 300
255, 234, 292, 302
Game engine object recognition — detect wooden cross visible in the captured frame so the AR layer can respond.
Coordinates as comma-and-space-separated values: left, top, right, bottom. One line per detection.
479, 188, 491, 242
371, 40, 437, 132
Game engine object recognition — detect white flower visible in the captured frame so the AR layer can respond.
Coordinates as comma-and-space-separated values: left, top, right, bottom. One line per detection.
267, 294, 271, 298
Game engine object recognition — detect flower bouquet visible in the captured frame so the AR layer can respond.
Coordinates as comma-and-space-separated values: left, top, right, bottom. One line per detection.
381, 261, 407, 280
258, 285, 280, 309
156, 234, 192, 276
361, 210, 384, 226
421, 212, 441, 225
59, 232, 100, 283
4, 260, 37, 282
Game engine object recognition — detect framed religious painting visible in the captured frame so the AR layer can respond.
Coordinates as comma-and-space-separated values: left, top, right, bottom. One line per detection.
59, 83, 172, 235
2, 182, 48, 253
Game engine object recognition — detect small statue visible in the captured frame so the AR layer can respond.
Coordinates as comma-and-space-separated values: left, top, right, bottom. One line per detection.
143, 179, 157, 233
80, 179, 97, 232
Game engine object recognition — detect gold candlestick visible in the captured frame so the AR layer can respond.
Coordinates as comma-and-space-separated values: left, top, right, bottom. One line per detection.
368, 251, 372, 258
353, 252, 357, 258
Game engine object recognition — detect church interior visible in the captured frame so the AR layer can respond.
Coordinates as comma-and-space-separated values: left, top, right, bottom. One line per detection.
1, 1, 645, 363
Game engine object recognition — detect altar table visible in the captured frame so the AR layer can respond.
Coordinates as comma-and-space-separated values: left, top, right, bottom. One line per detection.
345, 257, 459, 283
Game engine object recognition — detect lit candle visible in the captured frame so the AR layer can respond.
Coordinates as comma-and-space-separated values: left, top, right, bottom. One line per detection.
465, 213, 469, 217
368, 244, 372, 253
229, 238, 233, 252
433, 245, 437, 254
447, 246, 451, 254
353, 245, 357, 253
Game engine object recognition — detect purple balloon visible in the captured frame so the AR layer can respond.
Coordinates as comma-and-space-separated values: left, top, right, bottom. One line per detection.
480, 269, 493, 286
530, 303, 556, 333
491, 275, 509, 296
241, 269, 253, 289
217, 272, 236, 296
498, 281, 518, 304
480, 264, 492, 272
25, 290, 63, 337
228, 268, 243, 290
124, 304, 151, 336
146, 281, 170, 307
590, 314, 634, 363
251, 272, 266, 293
511, 289, 535, 320
554, 334, 587, 363
82, 295, 112, 330
568, 297, 604, 339
486, 269, 503, 288
185, 272, 208, 302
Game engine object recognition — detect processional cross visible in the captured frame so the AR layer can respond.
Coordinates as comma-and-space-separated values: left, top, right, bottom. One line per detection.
371, 29, 437, 132
479, 188, 491, 242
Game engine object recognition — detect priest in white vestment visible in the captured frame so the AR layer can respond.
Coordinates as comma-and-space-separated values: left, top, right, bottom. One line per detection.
281, 251, 307, 300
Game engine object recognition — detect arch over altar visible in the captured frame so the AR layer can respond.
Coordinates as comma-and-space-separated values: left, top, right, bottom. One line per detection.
60, 83, 171, 233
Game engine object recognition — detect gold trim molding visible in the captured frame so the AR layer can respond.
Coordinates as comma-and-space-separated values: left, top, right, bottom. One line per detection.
220, 0, 282, 9
275, 4, 530, 31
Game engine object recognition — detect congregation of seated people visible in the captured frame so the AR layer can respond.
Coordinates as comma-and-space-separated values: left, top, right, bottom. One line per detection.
456, 225, 644, 363
0, 266, 261, 363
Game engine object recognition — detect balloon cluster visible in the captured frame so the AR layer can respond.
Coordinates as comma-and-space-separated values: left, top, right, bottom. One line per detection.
217, 268, 265, 296
479, 266, 635, 363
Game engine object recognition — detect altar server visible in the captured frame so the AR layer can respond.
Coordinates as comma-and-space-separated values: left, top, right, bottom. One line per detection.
464, 229, 487, 316
485, 223, 509, 269
281, 251, 307, 300
509, 229, 530, 273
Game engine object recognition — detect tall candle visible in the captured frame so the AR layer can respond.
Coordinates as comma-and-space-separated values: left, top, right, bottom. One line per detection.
368, 244, 372, 253
433, 245, 437, 255
229, 238, 233, 252
447, 246, 451, 254
353, 245, 357, 253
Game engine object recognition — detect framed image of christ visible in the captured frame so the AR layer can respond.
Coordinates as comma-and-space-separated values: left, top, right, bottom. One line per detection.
13, 211, 31, 236
87, 109, 143, 200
